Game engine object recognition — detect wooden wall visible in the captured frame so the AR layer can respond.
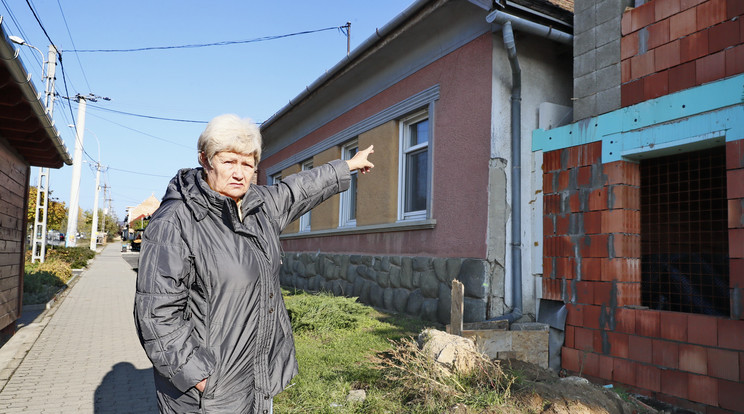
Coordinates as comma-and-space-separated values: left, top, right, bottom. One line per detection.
0, 137, 30, 333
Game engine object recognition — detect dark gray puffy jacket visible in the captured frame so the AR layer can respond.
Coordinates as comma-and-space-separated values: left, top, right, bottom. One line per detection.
134, 160, 350, 413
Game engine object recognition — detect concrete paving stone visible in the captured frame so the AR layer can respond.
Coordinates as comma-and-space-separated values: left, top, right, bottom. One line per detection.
0, 244, 157, 413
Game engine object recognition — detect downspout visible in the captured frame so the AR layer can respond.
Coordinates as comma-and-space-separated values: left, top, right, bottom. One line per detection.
498, 20, 523, 323
485, 11, 571, 323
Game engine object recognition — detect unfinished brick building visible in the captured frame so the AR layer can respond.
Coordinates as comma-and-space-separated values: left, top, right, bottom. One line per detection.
533, 0, 744, 411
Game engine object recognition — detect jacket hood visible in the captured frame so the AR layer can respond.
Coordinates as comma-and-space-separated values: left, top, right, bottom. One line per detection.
163, 168, 263, 222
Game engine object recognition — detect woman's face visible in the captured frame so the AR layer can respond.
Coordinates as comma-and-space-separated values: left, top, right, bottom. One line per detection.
203, 151, 256, 202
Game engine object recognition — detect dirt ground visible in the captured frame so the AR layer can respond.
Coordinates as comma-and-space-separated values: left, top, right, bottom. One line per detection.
494, 360, 659, 414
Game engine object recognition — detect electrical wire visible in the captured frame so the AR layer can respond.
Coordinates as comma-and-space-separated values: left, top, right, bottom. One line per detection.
20, 0, 92, 165
55, 0, 91, 91
23, 0, 54, 48
69, 26, 343, 52
84, 111, 194, 149
0, 0, 43, 70
86, 104, 208, 124
107, 167, 171, 178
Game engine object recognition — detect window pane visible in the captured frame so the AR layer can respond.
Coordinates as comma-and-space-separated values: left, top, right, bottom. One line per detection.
409, 119, 429, 147
405, 149, 428, 213
349, 173, 357, 220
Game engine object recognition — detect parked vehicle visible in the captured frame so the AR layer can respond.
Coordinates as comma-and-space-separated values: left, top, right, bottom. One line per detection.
46, 230, 65, 247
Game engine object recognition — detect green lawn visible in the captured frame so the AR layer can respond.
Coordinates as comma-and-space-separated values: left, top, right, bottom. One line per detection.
276, 289, 433, 413
275, 289, 517, 414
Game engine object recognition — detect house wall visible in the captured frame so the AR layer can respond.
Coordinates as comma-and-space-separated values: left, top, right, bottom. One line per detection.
268, 33, 493, 258
262, 1, 572, 325
489, 31, 573, 319
0, 137, 30, 335
536, 0, 744, 412
267, 33, 494, 324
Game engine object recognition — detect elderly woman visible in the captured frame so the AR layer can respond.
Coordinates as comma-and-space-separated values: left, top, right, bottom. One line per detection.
134, 114, 373, 413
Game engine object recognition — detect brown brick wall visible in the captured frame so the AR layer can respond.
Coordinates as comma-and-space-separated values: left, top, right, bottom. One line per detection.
545, 139, 744, 412
621, 0, 744, 106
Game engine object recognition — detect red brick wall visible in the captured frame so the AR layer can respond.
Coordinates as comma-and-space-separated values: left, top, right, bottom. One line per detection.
621, 0, 744, 106
0, 138, 29, 332
728, 139, 744, 320
544, 140, 744, 413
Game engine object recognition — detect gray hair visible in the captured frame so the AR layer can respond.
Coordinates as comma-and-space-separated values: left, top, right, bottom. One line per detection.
197, 114, 262, 167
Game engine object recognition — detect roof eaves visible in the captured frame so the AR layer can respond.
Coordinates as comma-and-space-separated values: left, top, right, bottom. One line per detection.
0, 16, 72, 167
260, 0, 434, 131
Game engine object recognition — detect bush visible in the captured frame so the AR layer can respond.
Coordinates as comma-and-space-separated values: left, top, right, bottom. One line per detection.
23, 258, 72, 305
46, 246, 96, 269
284, 290, 371, 334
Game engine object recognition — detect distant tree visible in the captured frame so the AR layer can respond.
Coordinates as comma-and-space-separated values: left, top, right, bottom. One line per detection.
27, 186, 68, 232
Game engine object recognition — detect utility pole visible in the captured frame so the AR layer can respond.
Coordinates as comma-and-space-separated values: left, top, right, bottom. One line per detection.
31, 45, 57, 263
89, 162, 104, 251
66, 95, 87, 247
345, 22, 351, 55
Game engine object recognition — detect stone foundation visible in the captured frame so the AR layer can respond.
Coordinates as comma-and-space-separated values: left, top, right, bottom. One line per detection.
279, 252, 490, 325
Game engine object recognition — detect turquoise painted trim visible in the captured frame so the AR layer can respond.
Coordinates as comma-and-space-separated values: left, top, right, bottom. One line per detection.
532, 74, 744, 160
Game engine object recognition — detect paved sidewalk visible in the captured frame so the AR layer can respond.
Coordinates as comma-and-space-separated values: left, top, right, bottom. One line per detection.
0, 243, 158, 413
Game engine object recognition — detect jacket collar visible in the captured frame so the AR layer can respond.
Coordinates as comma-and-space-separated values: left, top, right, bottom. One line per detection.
165, 168, 264, 222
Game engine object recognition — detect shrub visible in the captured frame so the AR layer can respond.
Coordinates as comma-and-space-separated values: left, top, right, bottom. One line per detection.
46, 246, 96, 269
23, 258, 72, 305
284, 290, 370, 334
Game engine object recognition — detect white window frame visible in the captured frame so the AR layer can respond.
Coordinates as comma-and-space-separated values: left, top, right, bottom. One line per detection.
270, 173, 282, 185
339, 140, 358, 228
398, 110, 430, 221
299, 160, 313, 232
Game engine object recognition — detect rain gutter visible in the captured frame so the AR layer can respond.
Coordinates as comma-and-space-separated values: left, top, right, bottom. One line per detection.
0, 16, 72, 166
486, 9, 572, 323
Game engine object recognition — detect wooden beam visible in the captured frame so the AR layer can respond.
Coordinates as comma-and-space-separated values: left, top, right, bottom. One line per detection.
450, 279, 464, 336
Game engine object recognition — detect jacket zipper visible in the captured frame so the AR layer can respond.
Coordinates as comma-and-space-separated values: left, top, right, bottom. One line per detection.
198, 257, 212, 413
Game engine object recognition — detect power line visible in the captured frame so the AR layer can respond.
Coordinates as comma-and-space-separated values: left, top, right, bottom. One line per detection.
84, 111, 194, 149
86, 104, 208, 124
55, 0, 91, 91
23, 0, 54, 48
107, 167, 171, 178
68, 26, 343, 53
22, 0, 88, 165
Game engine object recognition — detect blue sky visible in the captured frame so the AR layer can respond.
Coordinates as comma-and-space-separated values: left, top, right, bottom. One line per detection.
1, 0, 413, 221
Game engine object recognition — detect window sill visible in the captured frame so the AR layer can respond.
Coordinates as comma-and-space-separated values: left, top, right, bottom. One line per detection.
279, 219, 436, 240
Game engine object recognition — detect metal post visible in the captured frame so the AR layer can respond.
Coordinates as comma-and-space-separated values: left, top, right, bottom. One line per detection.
90, 163, 100, 251
31, 45, 57, 262
346, 22, 351, 55
30, 170, 49, 263
66, 96, 87, 247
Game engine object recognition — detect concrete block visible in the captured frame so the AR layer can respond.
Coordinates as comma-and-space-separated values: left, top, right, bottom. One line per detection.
513, 330, 550, 368
574, 95, 597, 122
597, 0, 623, 25
596, 86, 621, 115
596, 17, 622, 48
575, 4, 597, 35
464, 330, 513, 355
574, 49, 597, 78
574, 71, 597, 99
574, 28, 597, 56
596, 63, 621, 89
574, 0, 595, 14
596, 38, 621, 69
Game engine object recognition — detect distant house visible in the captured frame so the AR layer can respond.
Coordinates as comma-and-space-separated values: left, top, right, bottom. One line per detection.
0, 17, 72, 337
259, 0, 574, 325
533, 0, 744, 411
125, 195, 160, 237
